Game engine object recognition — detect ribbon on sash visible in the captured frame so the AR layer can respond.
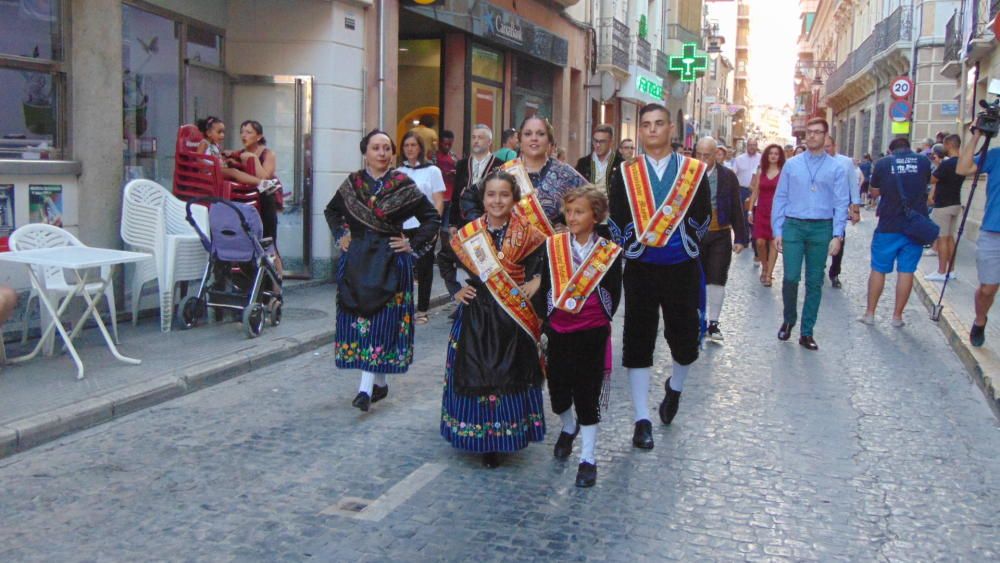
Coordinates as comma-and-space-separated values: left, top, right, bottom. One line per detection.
452, 219, 543, 343
547, 233, 622, 314
620, 155, 706, 248
501, 159, 556, 237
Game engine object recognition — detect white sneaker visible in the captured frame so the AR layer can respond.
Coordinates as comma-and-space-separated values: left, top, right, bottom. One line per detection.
923, 249, 937, 257
891, 318, 905, 328
858, 314, 875, 326
924, 272, 946, 282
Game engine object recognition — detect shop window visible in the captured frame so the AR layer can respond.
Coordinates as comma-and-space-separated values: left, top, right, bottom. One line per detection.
470, 45, 504, 147
0, 1, 66, 160
472, 46, 503, 82
397, 39, 441, 148
512, 57, 553, 133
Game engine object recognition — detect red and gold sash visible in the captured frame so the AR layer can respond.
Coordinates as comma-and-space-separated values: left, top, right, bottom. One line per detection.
451, 217, 544, 342
501, 159, 556, 237
620, 155, 706, 247
547, 233, 621, 314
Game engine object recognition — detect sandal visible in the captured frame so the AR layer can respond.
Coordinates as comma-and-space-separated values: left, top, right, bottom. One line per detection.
415, 313, 429, 325
763, 277, 773, 287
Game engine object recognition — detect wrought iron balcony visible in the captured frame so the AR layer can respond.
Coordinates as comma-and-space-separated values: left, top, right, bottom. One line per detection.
656, 49, 670, 79
597, 18, 630, 74
824, 6, 912, 95
943, 11, 960, 64
634, 37, 652, 71
665, 24, 702, 49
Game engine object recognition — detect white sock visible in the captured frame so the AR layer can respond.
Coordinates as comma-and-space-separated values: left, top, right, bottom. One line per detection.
629, 367, 651, 422
707, 284, 725, 322
579, 424, 598, 464
669, 362, 690, 392
557, 409, 577, 434
374, 373, 387, 387
358, 371, 375, 395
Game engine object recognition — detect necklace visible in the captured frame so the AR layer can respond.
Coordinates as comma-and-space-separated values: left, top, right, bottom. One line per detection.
487, 219, 510, 259
803, 153, 827, 192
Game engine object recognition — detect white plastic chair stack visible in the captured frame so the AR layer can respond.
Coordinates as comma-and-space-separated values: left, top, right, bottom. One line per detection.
121, 180, 209, 332
9, 224, 118, 354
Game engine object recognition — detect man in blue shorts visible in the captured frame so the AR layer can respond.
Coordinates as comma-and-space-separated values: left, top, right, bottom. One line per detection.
957, 129, 1000, 346
860, 137, 932, 327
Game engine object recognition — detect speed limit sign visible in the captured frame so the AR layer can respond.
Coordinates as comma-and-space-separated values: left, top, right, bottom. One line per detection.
890, 76, 914, 100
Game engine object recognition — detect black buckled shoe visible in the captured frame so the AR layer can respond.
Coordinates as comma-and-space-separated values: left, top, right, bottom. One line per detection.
371, 384, 388, 403
778, 323, 794, 341
553, 424, 579, 459
799, 335, 819, 351
575, 461, 597, 488
658, 378, 682, 425
351, 391, 371, 412
632, 419, 654, 450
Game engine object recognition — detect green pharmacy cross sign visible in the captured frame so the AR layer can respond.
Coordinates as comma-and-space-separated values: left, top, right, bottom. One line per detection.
669, 43, 708, 83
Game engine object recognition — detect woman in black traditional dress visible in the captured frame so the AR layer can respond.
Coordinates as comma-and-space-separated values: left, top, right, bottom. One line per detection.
324, 130, 441, 412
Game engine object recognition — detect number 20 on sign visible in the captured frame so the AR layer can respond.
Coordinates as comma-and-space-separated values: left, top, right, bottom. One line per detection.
891, 76, 913, 100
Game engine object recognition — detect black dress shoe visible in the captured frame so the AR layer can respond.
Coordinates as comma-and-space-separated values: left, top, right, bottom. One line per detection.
777, 323, 794, 341
371, 384, 388, 403
799, 335, 819, 350
830, 276, 842, 289
351, 392, 371, 412
553, 424, 579, 459
575, 461, 597, 488
658, 378, 682, 425
482, 452, 500, 468
632, 419, 654, 450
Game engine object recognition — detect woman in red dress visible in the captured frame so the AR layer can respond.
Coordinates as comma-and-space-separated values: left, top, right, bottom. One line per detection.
749, 144, 786, 286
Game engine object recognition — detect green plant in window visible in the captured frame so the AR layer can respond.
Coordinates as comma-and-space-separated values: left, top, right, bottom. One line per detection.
638, 15, 648, 40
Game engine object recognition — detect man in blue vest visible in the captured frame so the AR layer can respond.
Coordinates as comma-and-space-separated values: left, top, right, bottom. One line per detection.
620, 103, 711, 449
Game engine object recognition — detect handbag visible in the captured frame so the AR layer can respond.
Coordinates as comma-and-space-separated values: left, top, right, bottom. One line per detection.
892, 157, 939, 246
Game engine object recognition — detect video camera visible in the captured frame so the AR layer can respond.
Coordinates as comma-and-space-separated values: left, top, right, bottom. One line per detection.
974, 79, 1000, 138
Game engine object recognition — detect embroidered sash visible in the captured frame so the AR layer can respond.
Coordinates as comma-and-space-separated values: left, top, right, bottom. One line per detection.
452, 218, 543, 342
621, 155, 706, 248
501, 159, 556, 237
547, 233, 622, 314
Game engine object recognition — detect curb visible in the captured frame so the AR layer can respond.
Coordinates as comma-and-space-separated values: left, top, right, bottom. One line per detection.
0, 291, 453, 459
911, 272, 1000, 420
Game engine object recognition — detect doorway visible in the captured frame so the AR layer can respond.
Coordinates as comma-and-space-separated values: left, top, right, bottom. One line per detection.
228, 75, 314, 279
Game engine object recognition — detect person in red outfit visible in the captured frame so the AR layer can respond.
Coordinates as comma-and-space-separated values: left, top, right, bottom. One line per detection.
749, 144, 786, 287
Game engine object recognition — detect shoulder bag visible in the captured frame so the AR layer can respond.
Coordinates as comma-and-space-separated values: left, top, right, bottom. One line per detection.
891, 158, 939, 245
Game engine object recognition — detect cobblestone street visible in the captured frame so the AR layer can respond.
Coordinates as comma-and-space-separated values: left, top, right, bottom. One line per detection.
1, 223, 999, 561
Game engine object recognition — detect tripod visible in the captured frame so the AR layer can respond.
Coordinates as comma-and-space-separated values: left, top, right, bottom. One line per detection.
931, 130, 995, 321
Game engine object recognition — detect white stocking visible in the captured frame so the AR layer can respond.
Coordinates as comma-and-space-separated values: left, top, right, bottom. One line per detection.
374, 373, 387, 387
358, 371, 375, 395
707, 284, 725, 322
579, 424, 598, 464
628, 367, 651, 422
557, 409, 577, 434
669, 362, 690, 392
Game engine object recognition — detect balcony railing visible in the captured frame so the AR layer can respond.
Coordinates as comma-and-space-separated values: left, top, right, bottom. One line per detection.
656, 49, 670, 79
665, 23, 702, 49
825, 6, 912, 94
943, 11, 960, 63
635, 37, 652, 71
597, 18, 630, 73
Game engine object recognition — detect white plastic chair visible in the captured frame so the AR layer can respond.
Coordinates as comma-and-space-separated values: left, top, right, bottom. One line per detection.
9, 224, 118, 354
121, 179, 209, 332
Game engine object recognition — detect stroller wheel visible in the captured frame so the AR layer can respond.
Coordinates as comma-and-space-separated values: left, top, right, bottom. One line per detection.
242, 303, 265, 338
177, 295, 205, 330
268, 299, 282, 327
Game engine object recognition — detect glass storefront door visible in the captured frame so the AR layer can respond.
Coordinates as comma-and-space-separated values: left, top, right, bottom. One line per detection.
228, 75, 314, 278
470, 45, 505, 146
396, 39, 441, 149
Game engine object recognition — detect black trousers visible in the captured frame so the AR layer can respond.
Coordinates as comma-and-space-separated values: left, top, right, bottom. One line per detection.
829, 232, 845, 279
546, 325, 609, 426
623, 259, 701, 368
699, 229, 733, 286
405, 228, 436, 312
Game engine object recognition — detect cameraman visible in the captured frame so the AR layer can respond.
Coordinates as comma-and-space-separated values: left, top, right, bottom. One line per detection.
956, 129, 1000, 347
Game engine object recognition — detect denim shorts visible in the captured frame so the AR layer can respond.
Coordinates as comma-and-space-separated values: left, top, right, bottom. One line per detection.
871, 232, 922, 274
977, 230, 1000, 285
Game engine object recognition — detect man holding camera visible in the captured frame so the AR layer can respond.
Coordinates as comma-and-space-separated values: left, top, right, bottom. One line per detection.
957, 129, 1000, 347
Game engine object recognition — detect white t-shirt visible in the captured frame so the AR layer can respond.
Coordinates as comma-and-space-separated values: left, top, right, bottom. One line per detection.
398, 162, 445, 229
733, 152, 762, 187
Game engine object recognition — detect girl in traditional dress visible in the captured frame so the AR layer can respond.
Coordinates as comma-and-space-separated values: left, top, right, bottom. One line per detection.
439, 171, 548, 468
324, 129, 441, 412
538, 186, 622, 487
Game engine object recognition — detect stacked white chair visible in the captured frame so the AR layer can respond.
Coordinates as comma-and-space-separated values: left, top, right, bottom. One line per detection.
9, 224, 119, 354
121, 179, 209, 332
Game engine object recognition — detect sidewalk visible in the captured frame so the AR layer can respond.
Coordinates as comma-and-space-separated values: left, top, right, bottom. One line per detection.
0, 278, 450, 458
912, 231, 1000, 414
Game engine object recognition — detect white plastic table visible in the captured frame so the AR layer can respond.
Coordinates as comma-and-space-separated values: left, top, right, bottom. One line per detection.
0, 247, 152, 379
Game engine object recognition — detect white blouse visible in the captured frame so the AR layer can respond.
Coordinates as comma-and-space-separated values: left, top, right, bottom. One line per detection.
398, 163, 446, 229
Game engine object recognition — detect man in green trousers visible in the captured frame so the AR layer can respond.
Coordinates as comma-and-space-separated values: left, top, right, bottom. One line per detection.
770, 117, 851, 350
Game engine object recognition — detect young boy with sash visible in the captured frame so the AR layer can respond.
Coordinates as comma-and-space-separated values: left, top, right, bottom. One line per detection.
620, 103, 712, 450
536, 186, 622, 488
439, 171, 548, 469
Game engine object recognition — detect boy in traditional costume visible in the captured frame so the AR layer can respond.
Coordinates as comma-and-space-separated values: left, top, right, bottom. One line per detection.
536, 186, 622, 487
439, 171, 548, 468
619, 103, 711, 450
324, 130, 441, 412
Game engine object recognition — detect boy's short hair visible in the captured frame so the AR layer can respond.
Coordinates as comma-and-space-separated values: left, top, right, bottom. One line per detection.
562, 185, 609, 224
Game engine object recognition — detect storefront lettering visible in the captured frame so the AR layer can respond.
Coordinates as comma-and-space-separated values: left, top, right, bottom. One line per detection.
636, 75, 664, 101
487, 12, 524, 44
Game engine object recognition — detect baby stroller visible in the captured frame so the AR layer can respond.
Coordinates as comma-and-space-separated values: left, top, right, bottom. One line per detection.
177, 197, 283, 338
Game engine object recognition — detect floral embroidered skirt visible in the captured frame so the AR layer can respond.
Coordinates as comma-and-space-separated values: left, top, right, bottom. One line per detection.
334, 253, 414, 374
440, 305, 546, 453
